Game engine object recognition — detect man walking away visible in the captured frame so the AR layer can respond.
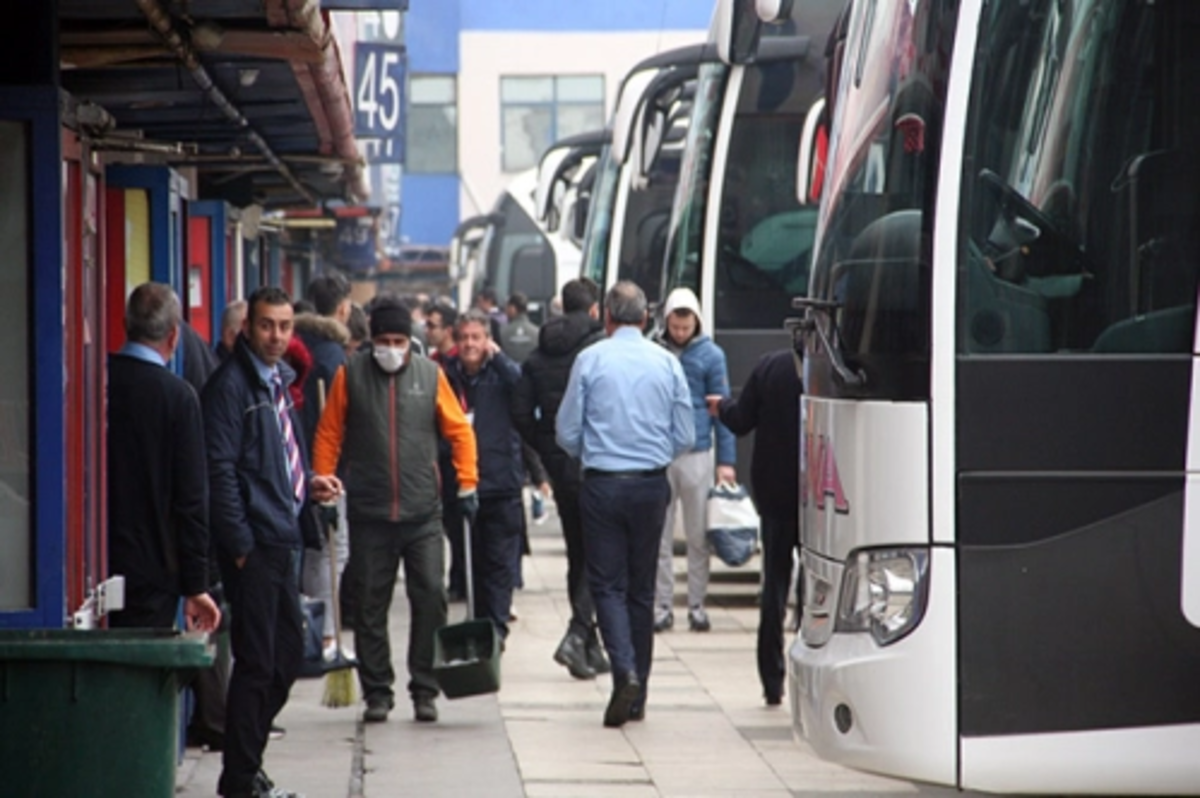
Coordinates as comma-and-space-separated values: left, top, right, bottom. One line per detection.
556, 280, 694, 728
443, 309, 526, 641
203, 286, 341, 798
313, 298, 478, 724
512, 277, 609, 679
707, 349, 802, 706
107, 282, 220, 633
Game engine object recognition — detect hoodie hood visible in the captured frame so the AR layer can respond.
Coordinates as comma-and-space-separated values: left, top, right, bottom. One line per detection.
293, 312, 350, 345
539, 311, 603, 357
662, 287, 703, 332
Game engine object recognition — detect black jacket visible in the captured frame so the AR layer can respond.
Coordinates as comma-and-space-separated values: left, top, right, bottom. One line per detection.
443, 351, 524, 499
201, 336, 320, 560
716, 350, 803, 519
294, 312, 349, 448
511, 311, 604, 487
107, 354, 210, 598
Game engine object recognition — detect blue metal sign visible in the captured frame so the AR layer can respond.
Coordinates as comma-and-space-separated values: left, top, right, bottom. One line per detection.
335, 216, 378, 273
354, 42, 406, 136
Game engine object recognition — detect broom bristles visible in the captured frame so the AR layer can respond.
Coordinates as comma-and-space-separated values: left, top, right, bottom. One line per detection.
322, 665, 357, 708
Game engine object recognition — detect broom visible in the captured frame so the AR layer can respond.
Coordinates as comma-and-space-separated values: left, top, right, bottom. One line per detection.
316, 377, 358, 708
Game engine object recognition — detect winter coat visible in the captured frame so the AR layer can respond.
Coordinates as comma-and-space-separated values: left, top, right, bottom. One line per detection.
663, 333, 737, 464
443, 351, 524, 499
511, 311, 604, 488
201, 336, 321, 559
293, 312, 349, 447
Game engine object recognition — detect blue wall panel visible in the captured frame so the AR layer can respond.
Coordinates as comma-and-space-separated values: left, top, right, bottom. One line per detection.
462, 0, 711, 31
406, 0, 460, 72
400, 175, 460, 246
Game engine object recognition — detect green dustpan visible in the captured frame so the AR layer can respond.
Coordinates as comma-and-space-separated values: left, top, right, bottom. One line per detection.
432, 517, 501, 698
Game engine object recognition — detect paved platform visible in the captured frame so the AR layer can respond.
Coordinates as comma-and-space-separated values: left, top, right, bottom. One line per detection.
177, 498, 977, 797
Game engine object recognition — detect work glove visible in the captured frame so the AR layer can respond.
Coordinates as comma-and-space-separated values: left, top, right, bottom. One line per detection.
458, 489, 479, 521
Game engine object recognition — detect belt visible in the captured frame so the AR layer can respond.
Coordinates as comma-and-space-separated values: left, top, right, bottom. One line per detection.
583, 467, 667, 480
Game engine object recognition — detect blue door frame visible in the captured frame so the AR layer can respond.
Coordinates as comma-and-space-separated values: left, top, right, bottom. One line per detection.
188, 200, 234, 335
0, 87, 66, 628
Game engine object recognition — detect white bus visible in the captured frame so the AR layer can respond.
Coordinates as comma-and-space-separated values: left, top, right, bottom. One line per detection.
579, 42, 713, 306
656, 0, 844, 476
788, 0, 1200, 793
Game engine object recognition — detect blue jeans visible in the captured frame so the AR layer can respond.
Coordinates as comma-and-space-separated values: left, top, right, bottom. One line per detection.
580, 472, 671, 694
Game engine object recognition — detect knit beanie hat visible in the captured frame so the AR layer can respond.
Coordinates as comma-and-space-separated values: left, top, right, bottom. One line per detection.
369, 303, 413, 338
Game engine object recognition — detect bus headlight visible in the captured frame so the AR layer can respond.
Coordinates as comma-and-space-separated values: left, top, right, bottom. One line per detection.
836, 548, 930, 646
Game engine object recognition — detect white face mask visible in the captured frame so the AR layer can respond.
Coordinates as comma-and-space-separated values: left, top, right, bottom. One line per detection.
372, 344, 408, 373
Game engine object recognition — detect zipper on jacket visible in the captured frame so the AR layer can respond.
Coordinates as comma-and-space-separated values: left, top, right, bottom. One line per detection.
389, 377, 400, 521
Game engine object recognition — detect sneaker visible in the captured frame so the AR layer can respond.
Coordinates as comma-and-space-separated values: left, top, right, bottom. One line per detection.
413, 695, 438, 723
653, 610, 674, 633
363, 697, 393, 723
268, 724, 286, 740
688, 607, 711, 632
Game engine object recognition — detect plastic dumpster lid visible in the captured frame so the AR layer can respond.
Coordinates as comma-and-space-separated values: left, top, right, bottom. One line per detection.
0, 629, 214, 669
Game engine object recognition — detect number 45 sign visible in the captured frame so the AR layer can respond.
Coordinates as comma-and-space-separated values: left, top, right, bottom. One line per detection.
355, 43, 406, 161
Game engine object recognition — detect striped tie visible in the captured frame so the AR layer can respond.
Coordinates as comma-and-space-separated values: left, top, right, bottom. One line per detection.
273, 373, 306, 508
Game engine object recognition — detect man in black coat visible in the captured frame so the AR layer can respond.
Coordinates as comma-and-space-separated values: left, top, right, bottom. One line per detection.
706, 349, 803, 706
443, 308, 525, 640
107, 282, 221, 633
202, 286, 342, 798
511, 278, 609, 679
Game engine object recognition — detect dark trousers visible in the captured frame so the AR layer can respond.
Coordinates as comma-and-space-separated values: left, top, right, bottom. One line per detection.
471, 495, 524, 639
346, 518, 446, 704
758, 511, 801, 700
551, 480, 598, 641
580, 473, 670, 692
219, 546, 303, 796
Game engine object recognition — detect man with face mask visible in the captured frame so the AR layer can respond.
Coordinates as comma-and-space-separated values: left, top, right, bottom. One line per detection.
312, 298, 478, 724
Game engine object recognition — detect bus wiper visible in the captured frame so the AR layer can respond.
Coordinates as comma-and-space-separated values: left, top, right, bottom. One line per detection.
788, 297, 866, 388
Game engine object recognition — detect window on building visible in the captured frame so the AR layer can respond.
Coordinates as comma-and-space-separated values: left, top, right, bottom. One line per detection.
407, 75, 457, 174
501, 75, 605, 173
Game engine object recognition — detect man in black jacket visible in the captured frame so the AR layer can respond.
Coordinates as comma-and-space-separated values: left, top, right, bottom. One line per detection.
511, 278, 610, 679
107, 282, 221, 633
706, 349, 803, 707
443, 308, 525, 640
202, 286, 342, 798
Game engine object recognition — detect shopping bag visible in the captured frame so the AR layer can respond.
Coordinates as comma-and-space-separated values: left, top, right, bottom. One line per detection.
705, 482, 760, 567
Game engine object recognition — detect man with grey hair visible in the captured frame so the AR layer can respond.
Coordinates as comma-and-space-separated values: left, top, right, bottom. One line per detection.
216, 300, 248, 361
556, 280, 694, 727
107, 282, 222, 633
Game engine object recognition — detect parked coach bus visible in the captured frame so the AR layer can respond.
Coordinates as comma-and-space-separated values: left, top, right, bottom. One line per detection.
785, 0, 1200, 793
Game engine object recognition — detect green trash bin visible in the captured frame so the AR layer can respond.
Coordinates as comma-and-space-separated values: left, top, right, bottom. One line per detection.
0, 628, 214, 798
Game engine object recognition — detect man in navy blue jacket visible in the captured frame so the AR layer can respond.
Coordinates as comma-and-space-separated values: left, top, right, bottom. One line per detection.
443, 308, 525, 640
202, 286, 341, 798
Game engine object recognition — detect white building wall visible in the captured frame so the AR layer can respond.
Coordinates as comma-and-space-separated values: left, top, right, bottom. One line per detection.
457, 30, 705, 220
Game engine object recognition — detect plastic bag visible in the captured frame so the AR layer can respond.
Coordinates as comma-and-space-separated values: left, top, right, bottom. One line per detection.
705, 482, 760, 567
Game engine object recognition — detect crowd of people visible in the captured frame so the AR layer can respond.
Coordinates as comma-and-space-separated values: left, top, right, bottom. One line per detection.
105, 271, 803, 797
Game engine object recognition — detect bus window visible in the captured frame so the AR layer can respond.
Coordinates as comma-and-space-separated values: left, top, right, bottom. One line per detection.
959, 0, 1200, 356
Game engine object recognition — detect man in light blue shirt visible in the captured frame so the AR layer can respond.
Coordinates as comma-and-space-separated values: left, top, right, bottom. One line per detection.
556, 280, 693, 727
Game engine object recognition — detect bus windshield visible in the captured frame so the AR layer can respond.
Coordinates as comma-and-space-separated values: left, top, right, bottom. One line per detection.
664, 61, 728, 298
958, 0, 1200, 355
805, 0, 957, 400
483, 191, 552, 299
580, 146, 620, 287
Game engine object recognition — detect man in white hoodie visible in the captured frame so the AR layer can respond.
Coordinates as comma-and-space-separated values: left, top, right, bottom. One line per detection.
654, 288, 737, 633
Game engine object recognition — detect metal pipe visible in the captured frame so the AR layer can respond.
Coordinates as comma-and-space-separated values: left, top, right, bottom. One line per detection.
133, 0, 317, 205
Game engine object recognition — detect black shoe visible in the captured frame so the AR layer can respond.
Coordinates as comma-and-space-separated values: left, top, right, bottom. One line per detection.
268, 724, 286, 740
603, 675, 642, 728
628, 703, 645, 722
186, 726, 223, 751
553, 633, 596, 680
363, 696, 394, 723
584, 635, 611, 675
653, 611, 674, 633
413, 695, 438, 723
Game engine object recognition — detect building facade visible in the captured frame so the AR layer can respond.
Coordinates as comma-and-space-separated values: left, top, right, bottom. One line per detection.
402, 0, 710, 247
